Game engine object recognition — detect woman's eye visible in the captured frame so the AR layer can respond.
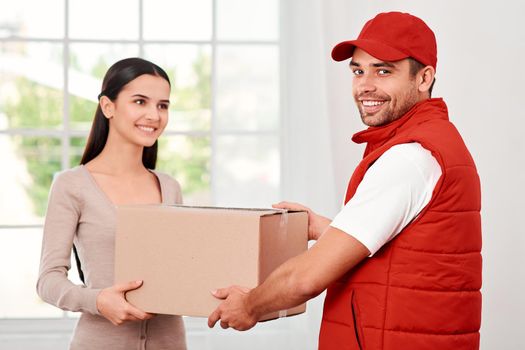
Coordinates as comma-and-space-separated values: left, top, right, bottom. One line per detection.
134, 99, 145, 105
158, 103, 169, 110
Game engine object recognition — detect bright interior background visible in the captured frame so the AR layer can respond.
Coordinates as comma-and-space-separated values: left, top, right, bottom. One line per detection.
0, 0, 523, 349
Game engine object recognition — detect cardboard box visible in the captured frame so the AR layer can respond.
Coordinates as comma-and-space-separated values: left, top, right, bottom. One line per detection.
114, 205, 308, 320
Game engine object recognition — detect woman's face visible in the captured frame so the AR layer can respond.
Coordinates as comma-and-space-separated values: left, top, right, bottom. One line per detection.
104, 74, 170, 147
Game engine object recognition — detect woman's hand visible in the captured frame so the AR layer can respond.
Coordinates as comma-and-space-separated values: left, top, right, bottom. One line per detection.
272, 201, 331, 241
96, 280, 155, 326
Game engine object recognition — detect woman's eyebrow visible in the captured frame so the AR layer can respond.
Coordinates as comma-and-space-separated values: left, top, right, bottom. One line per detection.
131, 94, 170, 104
131, 94, 149, 99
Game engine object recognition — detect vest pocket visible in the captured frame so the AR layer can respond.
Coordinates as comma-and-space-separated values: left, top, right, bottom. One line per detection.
351, 290, 364, 350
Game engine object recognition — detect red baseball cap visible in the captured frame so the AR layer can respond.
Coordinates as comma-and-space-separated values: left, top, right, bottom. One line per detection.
331, 12, 437, 70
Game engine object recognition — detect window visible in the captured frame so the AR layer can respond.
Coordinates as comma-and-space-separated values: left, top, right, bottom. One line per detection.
0, 0, 280, 327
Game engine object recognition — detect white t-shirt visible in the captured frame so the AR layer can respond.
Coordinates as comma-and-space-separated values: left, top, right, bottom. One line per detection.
330, 143, 442, 256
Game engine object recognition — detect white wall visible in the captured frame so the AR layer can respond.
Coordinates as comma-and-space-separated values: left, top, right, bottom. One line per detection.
320, 1, 525, 349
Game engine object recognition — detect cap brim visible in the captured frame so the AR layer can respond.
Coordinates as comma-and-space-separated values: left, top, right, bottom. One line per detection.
331, 39, 409, 62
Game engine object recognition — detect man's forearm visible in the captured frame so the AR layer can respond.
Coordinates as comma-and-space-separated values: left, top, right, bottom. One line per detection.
246, 227, 369, 319
246, 253, 322, 319
208, 228, 370, 330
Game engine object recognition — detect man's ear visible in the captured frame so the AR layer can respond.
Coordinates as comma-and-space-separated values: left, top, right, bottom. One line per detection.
99, 96, 115, 119
418, 66, 436, 94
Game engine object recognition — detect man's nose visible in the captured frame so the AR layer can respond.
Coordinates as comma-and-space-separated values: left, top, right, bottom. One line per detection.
354, 74, 376, 95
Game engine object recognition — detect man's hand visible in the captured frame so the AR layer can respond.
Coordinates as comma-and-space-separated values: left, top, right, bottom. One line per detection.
96, 280, 155, 326
208, 286, 258, 331
273, 201, 331, 241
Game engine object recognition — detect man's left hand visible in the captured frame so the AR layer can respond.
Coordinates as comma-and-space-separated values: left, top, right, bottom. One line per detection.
207, 285, 258, 331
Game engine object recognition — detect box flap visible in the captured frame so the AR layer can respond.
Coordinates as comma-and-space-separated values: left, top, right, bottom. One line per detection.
116, 204, 304, 217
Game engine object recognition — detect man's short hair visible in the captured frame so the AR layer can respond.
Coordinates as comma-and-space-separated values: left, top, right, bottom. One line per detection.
408, 58, 435, 97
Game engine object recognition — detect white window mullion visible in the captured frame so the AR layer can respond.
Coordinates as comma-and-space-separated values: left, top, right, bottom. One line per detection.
62, 0, 70, 171
210, 0, 218, 205
0, 129, 82, 137
0, 37, 278, 46
138, 0, 144, 57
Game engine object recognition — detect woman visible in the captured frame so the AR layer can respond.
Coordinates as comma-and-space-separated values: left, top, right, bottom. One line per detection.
37, 58, 186, 349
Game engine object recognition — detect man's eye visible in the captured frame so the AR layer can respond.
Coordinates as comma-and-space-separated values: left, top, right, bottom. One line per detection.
378, 69, 390, 75
352, 69, 363, 76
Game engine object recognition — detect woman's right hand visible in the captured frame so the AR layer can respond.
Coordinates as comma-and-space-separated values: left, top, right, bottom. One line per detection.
272, 201, 331, 241
96, 280, 155, 326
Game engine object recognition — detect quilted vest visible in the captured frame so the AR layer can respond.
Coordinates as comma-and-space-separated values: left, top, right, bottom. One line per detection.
318, 98, 482, 350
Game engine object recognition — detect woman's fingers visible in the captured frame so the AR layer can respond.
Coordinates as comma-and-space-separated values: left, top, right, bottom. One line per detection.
125, 303, 150, 320
114, 280, 143, 293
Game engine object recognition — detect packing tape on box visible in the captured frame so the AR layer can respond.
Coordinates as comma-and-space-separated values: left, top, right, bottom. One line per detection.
278, 209, 288, 318
278, 208, 288, 240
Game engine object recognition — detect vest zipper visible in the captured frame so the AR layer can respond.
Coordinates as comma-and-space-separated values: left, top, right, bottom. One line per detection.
351, 290, 363, 350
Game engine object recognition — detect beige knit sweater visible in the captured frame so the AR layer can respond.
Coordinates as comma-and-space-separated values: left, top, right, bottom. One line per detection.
37, 166, 186, 350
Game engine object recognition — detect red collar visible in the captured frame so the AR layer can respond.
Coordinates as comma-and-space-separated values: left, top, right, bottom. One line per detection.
351, 98, 449, 149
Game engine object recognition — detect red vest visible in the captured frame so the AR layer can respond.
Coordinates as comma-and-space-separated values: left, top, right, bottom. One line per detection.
318, 98, 482, 350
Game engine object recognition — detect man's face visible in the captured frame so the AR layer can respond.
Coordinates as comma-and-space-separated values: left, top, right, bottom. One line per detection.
351, 48, 421, 127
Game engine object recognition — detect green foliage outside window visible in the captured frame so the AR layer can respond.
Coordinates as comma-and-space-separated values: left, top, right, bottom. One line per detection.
4, 81, 63, 216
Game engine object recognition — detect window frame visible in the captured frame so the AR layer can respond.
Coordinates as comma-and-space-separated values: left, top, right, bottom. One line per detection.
0, 0, 284, 338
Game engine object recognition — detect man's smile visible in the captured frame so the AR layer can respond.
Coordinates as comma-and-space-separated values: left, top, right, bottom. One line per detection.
359, 99, 388, 115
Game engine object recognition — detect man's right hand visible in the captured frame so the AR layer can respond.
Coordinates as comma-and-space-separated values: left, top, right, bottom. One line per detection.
96, 280, 155, 326
272, 201, 331, 241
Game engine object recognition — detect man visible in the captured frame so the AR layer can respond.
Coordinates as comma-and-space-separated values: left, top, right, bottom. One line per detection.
208, 12, 482, 350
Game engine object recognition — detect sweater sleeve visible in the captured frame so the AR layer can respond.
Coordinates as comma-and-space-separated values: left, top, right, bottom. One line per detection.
156, 171, 183, 205
36, 171, 101, 315
173, 178, 183, 205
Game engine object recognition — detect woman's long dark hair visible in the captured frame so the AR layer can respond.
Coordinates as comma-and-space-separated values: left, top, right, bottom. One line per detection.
80, 57, 171, 169
75, 58, 170, 284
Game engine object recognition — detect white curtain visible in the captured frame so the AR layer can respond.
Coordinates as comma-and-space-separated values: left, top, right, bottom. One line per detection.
280, 0, 338, 216
281, 0, 373, 212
